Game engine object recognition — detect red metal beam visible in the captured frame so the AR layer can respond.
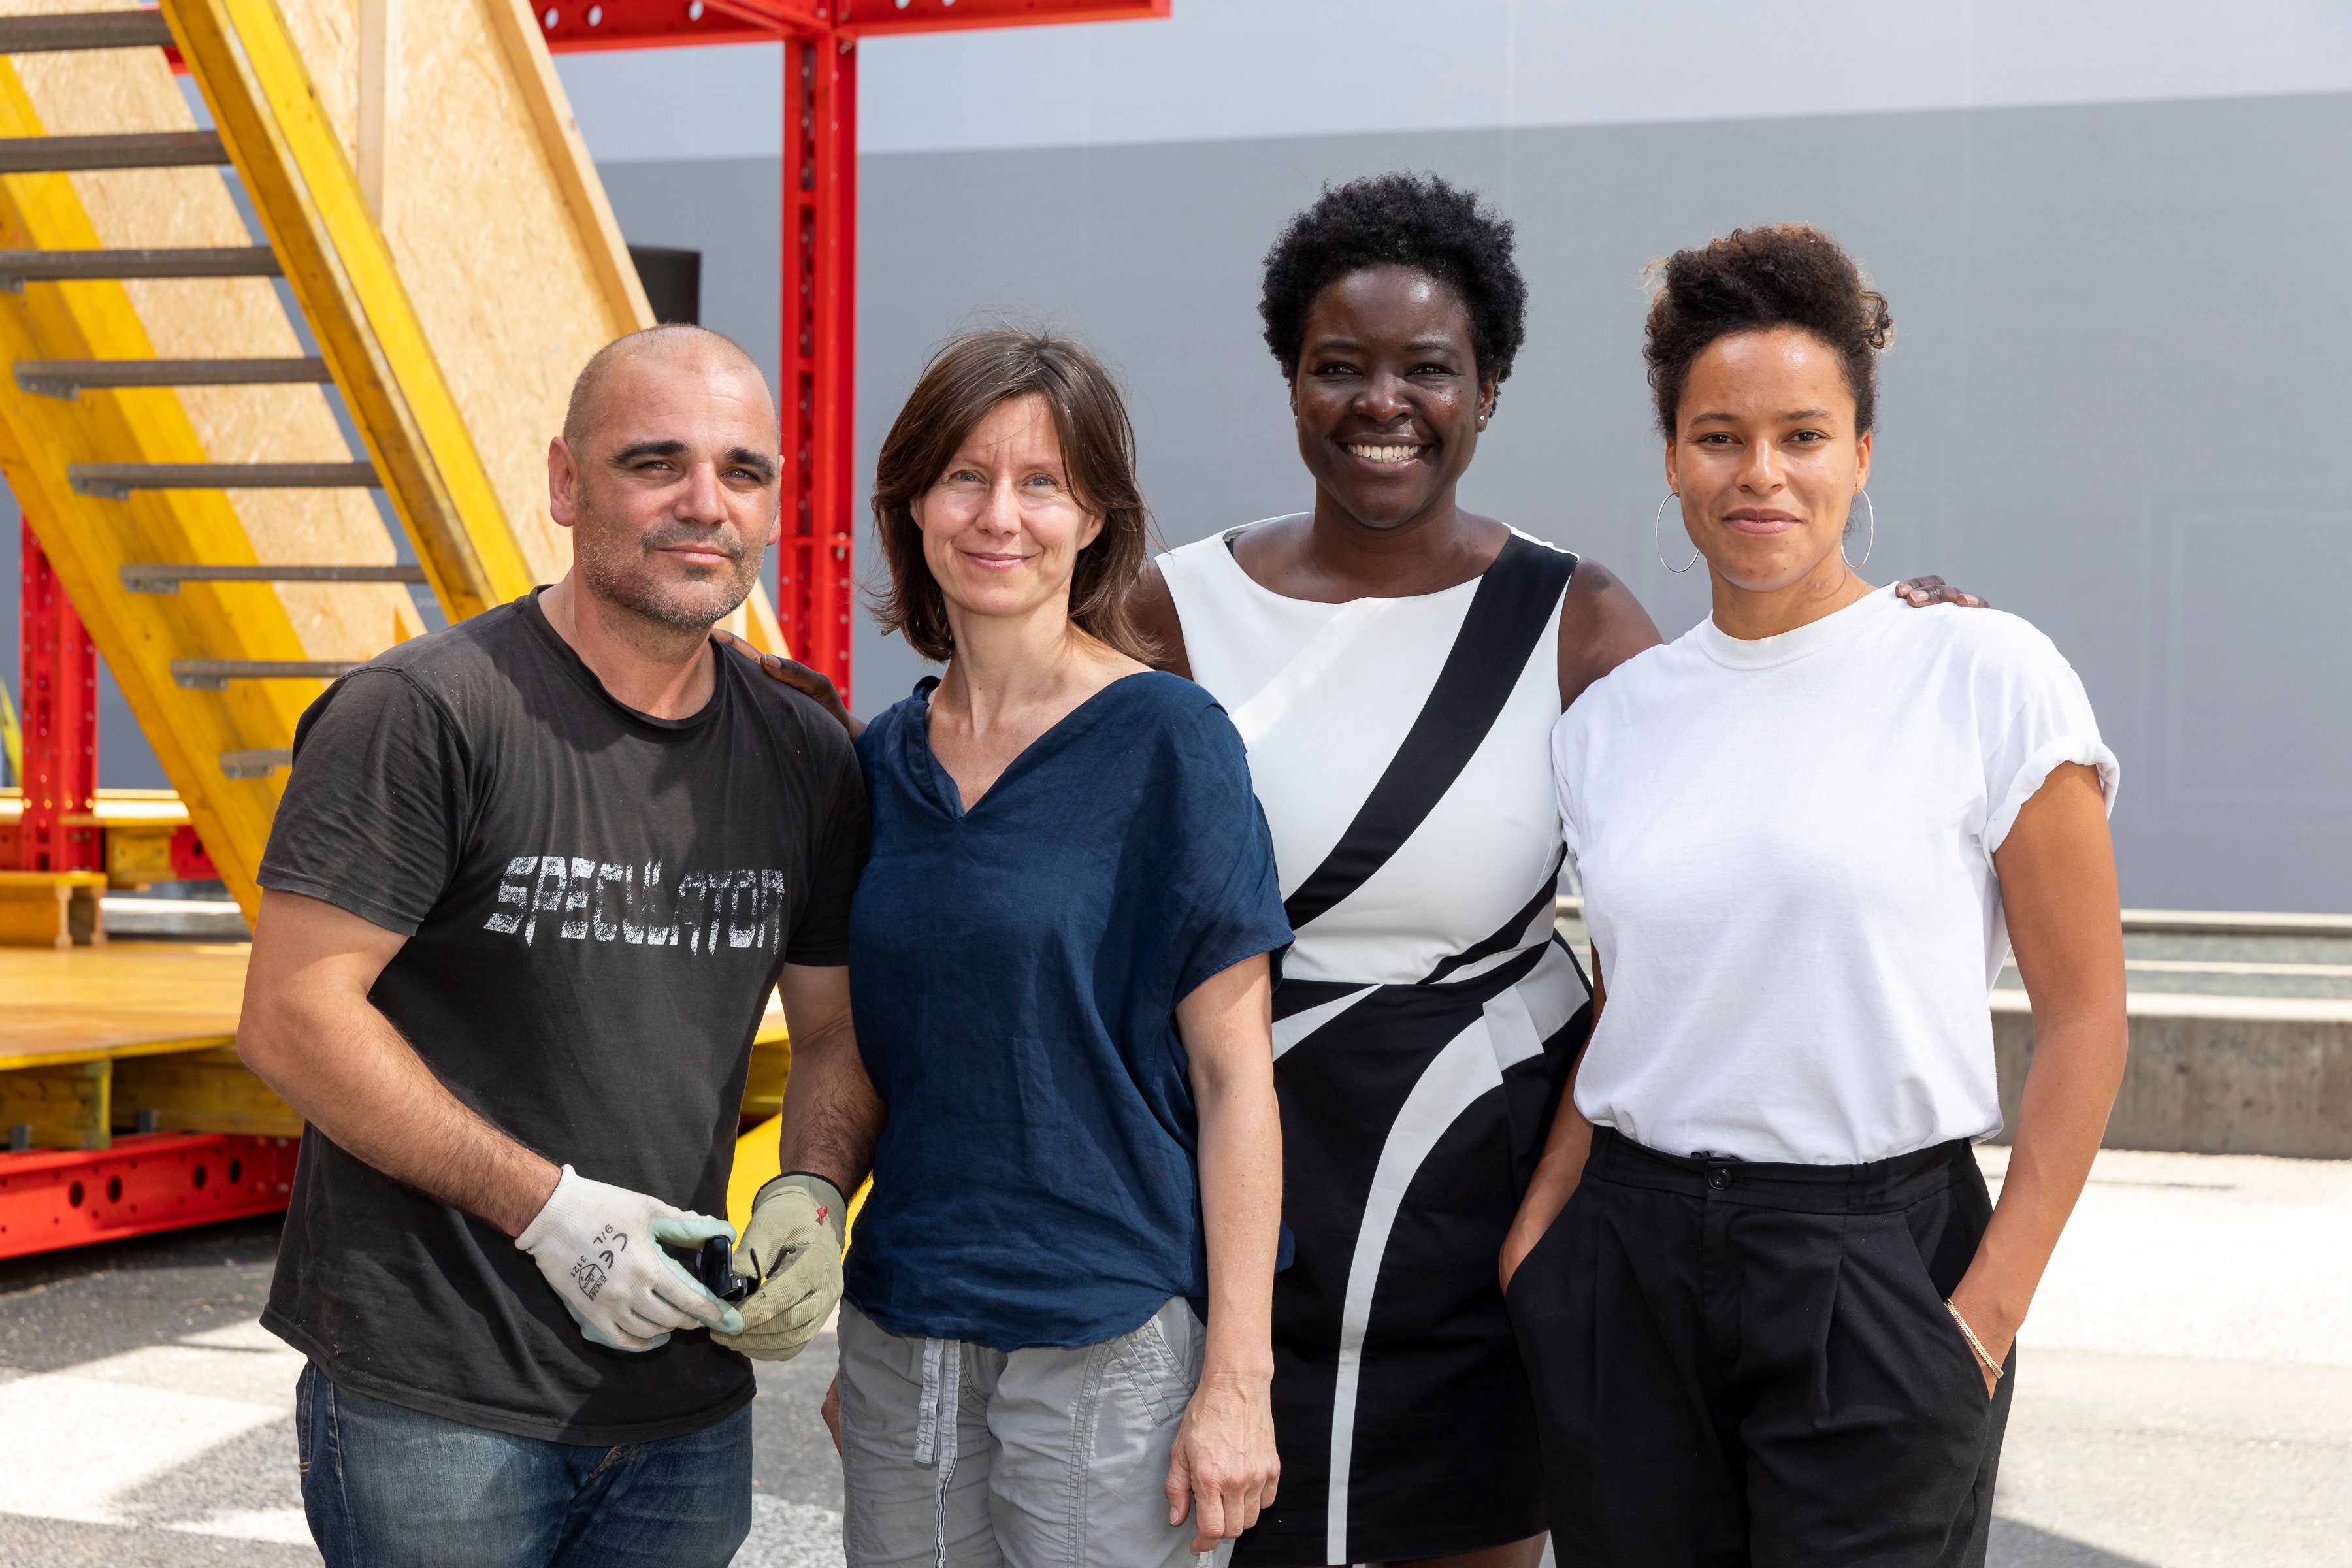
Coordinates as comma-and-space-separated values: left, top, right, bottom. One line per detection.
838, 0, 1164, 39
536, 0, 1162, 50
0, 1132, 299, 1260
536, 0, 817, 54
777, 30, 858, 700
17, 521, 99, 874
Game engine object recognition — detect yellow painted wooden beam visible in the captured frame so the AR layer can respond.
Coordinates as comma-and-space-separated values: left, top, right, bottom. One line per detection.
112, 1047, 301, 1139
0, 1059, 110, 1151
163, 0, 536, 623
0, 871, 105, 949
0, 1035, 237, 1075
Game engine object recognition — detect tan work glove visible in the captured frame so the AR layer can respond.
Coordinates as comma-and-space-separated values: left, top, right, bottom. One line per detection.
711, 1173, 845, 1362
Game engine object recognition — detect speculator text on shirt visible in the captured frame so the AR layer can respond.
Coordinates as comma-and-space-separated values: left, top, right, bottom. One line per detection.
483, 854, 791, 953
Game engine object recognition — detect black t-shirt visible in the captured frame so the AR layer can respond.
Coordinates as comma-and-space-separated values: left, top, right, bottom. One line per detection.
256, 591, 866, 1444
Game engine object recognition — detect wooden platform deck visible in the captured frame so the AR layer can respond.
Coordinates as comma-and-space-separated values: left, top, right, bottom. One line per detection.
1, 940, 248, 1071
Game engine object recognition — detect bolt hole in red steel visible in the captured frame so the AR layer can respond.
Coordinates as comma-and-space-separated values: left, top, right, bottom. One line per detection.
68, 1181, 84, 1208
193, 1164, 208, 1190
229, 1158, 243, 1184
106, 1176, 122, 1203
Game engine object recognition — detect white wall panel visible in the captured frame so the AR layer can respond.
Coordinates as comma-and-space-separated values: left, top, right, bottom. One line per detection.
558, 1, 2352, 163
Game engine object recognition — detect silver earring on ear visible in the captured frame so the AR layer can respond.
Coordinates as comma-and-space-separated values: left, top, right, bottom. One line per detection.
1654, 493, 1698, 574
1842, 490, 1875, 570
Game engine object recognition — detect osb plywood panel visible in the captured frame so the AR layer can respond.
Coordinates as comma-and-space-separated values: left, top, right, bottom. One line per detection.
378, 0, 630, 585
278, 0, 359, 177
1, 0, 421, 661
272, 0, 632, 587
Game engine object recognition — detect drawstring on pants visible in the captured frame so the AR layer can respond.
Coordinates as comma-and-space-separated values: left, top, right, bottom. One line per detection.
913, 1337, 962, 1568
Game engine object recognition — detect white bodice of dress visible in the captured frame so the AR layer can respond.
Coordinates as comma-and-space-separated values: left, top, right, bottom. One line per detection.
1156, 526, 1571, 988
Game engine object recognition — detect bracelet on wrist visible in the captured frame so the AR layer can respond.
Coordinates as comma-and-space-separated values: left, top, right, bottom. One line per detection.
1945, 1298, 2005, 1380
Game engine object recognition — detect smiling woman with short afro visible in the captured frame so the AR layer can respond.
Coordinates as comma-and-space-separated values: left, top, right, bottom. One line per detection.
1259, 172, 1529, 387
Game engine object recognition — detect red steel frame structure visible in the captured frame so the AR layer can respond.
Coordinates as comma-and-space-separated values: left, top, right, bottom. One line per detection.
0, 0, 1164, 1259
540, 0, 1168, 702
14, 521, 99, 874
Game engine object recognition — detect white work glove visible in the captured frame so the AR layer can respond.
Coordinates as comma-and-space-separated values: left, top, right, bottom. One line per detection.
712, 1173, 845, 1362
516, 1165, 746, 1352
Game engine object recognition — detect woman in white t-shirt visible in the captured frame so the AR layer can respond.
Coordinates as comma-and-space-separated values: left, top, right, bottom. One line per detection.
1499, 225, 2127, 1568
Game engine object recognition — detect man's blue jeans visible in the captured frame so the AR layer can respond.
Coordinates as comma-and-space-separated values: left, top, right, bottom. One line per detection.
296, 1361, 753, 1567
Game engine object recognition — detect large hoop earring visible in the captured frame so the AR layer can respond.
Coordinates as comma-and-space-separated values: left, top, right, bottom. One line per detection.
1842, 490, 1875, 570
1654, 493, 1697, 574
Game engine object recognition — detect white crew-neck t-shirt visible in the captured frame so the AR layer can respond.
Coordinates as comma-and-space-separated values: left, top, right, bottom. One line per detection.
1552, 585, 2117, 1166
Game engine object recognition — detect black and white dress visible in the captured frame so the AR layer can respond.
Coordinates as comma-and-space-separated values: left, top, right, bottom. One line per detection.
1158, 527, 1591, 1567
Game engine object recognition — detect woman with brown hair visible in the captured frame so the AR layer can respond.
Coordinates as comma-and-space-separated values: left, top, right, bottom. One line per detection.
736, 324, 1292, 1568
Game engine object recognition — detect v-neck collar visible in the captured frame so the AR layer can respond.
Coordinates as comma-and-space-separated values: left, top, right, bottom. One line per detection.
910, 670, 1158, 820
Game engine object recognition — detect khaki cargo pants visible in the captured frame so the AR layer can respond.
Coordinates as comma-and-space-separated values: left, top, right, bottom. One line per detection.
838, 1297, 1234, 1568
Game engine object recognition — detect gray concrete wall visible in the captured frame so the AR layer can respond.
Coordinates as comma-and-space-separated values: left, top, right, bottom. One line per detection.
1994, 999, 2352, 1159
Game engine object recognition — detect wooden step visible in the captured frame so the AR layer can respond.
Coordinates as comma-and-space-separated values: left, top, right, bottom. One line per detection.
0, 130, 227, 173
16, 356, 329, 397
0, 246, 280, 291
0, 12, 176, 54
122, 562, 427, 593
171, 661, 363, 691
69, 461, 378, 498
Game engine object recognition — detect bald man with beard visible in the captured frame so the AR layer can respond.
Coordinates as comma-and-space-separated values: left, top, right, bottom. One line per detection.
237, 327, 868, 1568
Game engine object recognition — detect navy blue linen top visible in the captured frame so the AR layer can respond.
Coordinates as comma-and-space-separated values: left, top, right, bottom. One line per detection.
842, 670, 1291, 1351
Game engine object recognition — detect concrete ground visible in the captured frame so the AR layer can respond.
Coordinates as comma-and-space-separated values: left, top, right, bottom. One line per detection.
1, 1146, 2345, 1567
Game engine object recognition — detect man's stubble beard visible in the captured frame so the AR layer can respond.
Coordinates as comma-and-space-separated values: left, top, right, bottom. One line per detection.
572, 502, 767, 635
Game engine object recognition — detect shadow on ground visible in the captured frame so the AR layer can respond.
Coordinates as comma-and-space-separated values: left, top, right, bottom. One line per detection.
1992, 1519, 2157, 1567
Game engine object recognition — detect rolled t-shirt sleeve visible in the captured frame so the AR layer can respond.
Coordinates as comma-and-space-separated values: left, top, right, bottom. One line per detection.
785, 730, 869, 967
257, 671, 470, 936
1169, 706, 1294, 1000
1980, 637, 2119, 854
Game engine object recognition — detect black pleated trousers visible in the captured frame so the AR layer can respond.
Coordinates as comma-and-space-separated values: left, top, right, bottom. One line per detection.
1507, 1128, 2013, 1568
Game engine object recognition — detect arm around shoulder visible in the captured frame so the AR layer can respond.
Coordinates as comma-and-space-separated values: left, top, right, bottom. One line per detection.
1131, 559, 1193, 680
1557, 558, 1663, 710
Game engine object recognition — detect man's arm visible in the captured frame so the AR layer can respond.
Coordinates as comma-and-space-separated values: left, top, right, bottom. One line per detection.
772, 962, 883, 1192
1166, 953, 1282, 1550
238, 888, 557, 1234
713, 962, 882, 1363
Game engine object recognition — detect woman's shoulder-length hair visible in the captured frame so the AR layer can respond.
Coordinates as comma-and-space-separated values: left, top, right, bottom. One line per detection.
868, 324, 1158, 666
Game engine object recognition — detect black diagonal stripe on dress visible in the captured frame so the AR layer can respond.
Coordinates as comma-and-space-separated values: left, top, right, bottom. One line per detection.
1419, 843, 1567, 985
1281, 535, 1577, 932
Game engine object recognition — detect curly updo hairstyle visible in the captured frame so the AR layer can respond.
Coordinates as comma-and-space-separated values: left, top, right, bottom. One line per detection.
1260, 172, 1528, 387
1643, 223, 1892, 440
